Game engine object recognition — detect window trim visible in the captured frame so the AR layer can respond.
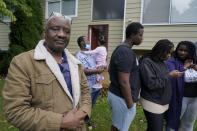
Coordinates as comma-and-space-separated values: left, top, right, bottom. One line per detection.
140, 0, 197, 25
45, 0, 78, 19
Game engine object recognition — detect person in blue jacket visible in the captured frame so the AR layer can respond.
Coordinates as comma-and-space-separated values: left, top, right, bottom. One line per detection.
166, 41, 196, 131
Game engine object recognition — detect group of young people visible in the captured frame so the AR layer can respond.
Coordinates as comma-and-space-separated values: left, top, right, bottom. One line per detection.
107, 22, 197, 131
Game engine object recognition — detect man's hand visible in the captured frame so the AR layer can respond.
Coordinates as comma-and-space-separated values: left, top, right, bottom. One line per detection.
118, 72, 133, 109
60, 109, 87, 130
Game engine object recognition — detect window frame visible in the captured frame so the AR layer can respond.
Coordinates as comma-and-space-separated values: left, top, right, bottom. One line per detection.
45, 0, 78, 19
91, 0, 125, 21
140, 0, 197, 25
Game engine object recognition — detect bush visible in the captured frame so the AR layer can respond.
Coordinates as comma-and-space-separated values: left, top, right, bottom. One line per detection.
0, 0, 43, 75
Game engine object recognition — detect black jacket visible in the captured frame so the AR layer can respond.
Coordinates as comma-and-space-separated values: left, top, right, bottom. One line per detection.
139, 57, 172, 105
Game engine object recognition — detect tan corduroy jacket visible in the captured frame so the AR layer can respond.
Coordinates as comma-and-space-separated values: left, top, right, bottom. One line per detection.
3, 40, 92, 131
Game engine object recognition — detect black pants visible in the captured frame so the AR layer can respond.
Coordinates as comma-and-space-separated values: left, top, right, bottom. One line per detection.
144, 109, 165, 131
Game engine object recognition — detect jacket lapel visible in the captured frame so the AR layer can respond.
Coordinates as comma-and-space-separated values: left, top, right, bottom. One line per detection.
34, 40, 74, 104
65, 49, 81, 108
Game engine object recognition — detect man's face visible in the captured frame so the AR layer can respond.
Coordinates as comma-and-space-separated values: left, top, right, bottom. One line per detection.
131, 28, 144, 45
84, 37, 90, 45
44, 17, 71, 54
80, 37, 90, 50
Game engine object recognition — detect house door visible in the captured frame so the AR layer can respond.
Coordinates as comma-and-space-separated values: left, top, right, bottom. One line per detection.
88, 25, 108, 50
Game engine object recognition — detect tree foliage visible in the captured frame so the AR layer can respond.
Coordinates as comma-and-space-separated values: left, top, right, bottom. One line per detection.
0, 0, 43, 75
0, 0, 32, 23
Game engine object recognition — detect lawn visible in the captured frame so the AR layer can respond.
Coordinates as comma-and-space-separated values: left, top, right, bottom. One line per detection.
0, 79, 197, 131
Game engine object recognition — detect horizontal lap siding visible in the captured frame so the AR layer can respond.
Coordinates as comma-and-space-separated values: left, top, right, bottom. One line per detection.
0, 23, 10, 50
67, 0, 91, 53
126, 0, 197, 50
68, 0, 123, 56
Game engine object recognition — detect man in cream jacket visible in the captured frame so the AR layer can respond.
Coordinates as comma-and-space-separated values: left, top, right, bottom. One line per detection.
3, 13, 91, 131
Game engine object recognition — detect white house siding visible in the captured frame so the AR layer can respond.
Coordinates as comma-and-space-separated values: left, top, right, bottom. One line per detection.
0, 23, 10, 50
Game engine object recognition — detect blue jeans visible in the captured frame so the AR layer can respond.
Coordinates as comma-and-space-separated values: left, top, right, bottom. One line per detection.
91, 88, 101, 106
108, 91, 136, 131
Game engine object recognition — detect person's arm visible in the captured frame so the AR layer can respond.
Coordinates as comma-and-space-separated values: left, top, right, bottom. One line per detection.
140, 59, 173, 90
118, 72, 133, 108
84, 47, 99, 55
113, 48, 134, 108
84, 66, 104, 75
166, 58, 184, 78
3, 57, 63, 131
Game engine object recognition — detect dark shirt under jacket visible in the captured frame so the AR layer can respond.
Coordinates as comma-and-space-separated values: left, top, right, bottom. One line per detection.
58, 51, 72, 97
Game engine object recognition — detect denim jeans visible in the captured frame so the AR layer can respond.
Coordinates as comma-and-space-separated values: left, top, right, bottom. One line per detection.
108, 91, 136, 131
91, 88, 101, 106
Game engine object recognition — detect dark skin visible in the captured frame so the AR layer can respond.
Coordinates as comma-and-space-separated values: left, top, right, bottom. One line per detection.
158, 48, 183, 78
177, 45, 197, 71
111, 28, 144, 131
79, 37, 104, 75
43, 17, 87, 130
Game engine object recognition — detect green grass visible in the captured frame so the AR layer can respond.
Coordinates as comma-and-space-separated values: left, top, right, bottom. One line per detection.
89, 97, 146, 131
0, 79, 196, 131
90, 97, 197, 131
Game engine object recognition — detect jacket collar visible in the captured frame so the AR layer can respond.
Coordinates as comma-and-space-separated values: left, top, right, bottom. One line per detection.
34, 40, 81, 107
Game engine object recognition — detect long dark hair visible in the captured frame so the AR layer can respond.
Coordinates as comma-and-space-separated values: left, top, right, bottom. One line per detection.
98, 35, 106, 45
140, 39, 174, 62
175, 41, 196, 62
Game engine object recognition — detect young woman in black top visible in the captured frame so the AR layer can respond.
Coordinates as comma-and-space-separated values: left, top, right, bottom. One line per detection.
179, 41, 197, 131
139, 39, 183, 131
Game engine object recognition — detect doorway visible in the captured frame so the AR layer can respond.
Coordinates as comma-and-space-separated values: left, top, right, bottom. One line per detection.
88, 24, 109, 50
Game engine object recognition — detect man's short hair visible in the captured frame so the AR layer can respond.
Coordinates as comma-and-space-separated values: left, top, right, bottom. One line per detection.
126, 22, 144, 39
45, 12, 72, 30
77, 36, 85, 47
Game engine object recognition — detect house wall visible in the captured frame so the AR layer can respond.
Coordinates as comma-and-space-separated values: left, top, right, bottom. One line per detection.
125, 0, 197, 50
67, 0, 123, 56
0, 23, 10, 50
2, 0, 197, 53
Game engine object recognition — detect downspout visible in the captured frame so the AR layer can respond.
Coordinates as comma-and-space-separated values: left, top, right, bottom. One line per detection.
122, 0, 127, 42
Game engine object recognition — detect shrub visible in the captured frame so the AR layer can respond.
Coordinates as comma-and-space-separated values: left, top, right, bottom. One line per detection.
0, 0, 43, 75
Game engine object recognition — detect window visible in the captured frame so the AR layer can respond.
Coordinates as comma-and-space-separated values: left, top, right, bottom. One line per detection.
46, 0, 78, 18
142, 0, 197, 24
92, 0, 125, 20
0, 13, 11, 23
0, 15, 11, 22
0, 5, 14, 23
